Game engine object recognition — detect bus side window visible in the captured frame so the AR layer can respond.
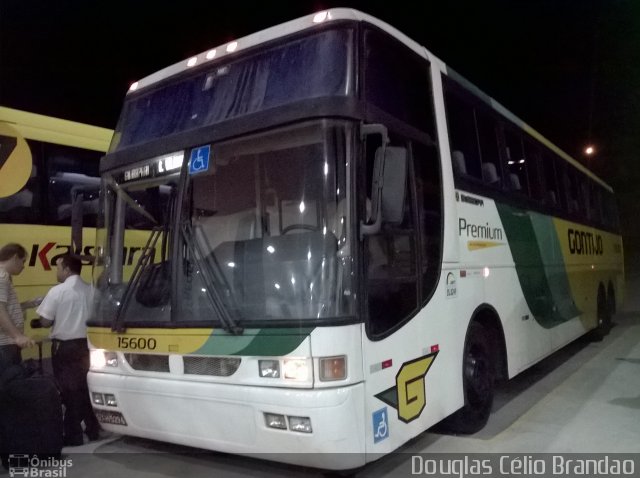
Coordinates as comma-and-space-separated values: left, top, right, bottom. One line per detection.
0, 139, 41, 225
541, 151, 560, 208
476, 108, 501, 186
555, 160, 573, 214
580, 175, 590, 221
443, 85, 482, 180
524, 140, 544, 202
565, 167, 582, 216
590, 182, 603, 225
502, 129, 529, 195
45, 143, 101, 227
0, 168, 37, 224
603, 191, 620, 231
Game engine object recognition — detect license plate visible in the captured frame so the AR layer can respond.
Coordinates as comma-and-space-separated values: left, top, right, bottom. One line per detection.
94, 409, 128, 426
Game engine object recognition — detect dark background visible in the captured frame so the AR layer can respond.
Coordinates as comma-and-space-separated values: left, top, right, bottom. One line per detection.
2, 0, 639, 266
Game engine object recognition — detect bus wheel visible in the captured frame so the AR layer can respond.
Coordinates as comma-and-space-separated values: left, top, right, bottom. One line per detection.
594, 285, 611, 340
442, 321, 494, 434
607, 282, 616, 318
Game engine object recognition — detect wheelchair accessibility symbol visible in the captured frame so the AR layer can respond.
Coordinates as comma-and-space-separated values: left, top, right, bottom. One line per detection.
372, 407, 389, 443
189, 145, 210, 175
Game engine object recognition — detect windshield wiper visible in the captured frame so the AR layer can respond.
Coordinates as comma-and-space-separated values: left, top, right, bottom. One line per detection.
113, 226, 163, 332
181, 222, 244, 335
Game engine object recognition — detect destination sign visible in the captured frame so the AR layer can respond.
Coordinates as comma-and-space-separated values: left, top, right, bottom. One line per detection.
121, 151, 184, 183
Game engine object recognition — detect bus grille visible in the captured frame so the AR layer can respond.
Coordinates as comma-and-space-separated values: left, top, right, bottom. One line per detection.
124, 353, 170, 372
183, 356, 241, 376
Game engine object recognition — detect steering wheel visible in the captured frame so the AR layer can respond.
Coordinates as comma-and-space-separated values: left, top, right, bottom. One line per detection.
281, 224, 318, 234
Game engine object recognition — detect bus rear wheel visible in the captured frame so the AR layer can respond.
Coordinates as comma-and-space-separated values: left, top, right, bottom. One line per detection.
607, 282, 616, 318
594, 285, 611, 340
442, 321, 494, 434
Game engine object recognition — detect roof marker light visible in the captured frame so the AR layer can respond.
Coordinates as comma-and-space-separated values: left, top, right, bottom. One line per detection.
129, 82, 139, 92
206, 49, 217, 60
313, 11, 329, 23
187, 57, 198, 67
226, 42, 238, 53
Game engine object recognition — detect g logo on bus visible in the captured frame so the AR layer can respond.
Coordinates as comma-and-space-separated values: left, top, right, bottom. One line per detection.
374, 352, 438, 423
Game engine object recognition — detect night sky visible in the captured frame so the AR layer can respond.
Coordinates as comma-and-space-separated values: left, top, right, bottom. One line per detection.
2, 0, 639, 256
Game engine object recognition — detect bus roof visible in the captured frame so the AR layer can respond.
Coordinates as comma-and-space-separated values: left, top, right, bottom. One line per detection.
127, 7, 611, 192
0, 106, 113, 152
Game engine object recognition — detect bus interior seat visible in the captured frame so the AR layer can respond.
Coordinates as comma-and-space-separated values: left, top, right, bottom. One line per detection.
452, 150, 467, 175
482, 162, 500, 185
568, 199, 579, 213
198, 210, 258, 251
509, 173, 522, 191
545, 190, 557, 206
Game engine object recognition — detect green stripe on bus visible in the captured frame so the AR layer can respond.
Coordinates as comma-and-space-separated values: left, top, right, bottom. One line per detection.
496, 203, 580, 328
193, 327, 314, 356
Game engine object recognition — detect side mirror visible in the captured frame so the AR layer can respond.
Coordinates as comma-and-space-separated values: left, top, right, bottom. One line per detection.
380, 147, 407, 224
360, 142, 407, 239
359, 124, 388, 240
71, 186, 97, 264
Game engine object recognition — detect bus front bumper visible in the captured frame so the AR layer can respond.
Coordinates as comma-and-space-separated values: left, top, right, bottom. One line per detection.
87, 372, 366, 470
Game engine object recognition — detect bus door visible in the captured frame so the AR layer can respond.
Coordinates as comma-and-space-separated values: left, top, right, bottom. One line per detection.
359, 129, 445, 453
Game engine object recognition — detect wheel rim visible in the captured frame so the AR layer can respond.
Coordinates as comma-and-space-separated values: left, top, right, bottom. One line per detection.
464, 343, 491, 406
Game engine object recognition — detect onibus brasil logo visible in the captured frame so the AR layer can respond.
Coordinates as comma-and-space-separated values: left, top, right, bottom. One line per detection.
8, 455, 72, 478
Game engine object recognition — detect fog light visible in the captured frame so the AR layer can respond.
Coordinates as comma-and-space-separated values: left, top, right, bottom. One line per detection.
259, 360, 280, 378
92, 392, 104, 405
104, 394, 117, 407
288, 416, 312, 433
264, 412, 287, 430
319, 355, 346, 381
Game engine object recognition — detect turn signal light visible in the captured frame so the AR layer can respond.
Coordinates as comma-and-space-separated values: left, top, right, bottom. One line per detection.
319, 355, 346, 381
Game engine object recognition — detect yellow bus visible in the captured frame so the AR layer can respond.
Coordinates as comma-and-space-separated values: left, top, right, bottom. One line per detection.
0, 106, 112, 358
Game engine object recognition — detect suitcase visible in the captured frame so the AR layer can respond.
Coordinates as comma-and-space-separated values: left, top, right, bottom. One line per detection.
0, 342, 63, 465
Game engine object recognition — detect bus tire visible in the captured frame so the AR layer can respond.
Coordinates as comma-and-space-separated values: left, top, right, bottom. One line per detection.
593, 285, 611, 341
607, 282, 616, 318
442, 321, 494, 434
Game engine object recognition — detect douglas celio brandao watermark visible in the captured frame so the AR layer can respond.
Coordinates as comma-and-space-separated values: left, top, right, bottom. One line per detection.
410, 454, 636, 477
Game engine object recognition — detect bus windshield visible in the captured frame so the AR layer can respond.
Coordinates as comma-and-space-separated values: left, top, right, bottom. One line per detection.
94, 120, 355, 328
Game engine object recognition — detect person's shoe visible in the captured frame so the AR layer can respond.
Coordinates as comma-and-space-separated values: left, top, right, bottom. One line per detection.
63, 436, 84, 447
85, 430, 101, 441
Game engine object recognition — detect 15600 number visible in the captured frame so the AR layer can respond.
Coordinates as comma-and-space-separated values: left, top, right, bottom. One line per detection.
117, 337, 157, 350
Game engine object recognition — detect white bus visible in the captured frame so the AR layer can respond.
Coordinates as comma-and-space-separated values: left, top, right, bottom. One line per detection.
86, 9, 623, 470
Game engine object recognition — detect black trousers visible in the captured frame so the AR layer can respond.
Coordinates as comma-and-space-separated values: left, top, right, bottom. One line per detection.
0, 344, 20, 375
51, 339, 99, 442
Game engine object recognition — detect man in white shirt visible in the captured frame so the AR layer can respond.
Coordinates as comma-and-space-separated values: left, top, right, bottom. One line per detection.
35, 254, 100, 446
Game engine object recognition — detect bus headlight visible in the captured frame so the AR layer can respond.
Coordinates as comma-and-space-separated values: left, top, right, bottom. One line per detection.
90, 350, 118, 369
258, 360, 280, 378
283, 358, 309, 380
